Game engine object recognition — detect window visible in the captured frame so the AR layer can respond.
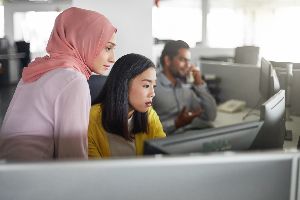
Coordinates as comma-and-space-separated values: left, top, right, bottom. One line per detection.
13, 11, 60, 59
207, 8, 244, 48
0, 5, 4, 38
254, 7, 300, 62
208, 0, 300, 62
152, 0, 202, 47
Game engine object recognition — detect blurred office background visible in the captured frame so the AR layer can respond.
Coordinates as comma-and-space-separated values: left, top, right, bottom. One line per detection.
0, 0, 300, 124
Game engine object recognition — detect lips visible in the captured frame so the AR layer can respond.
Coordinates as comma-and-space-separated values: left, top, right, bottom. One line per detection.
145, 102, 152, 107
103, 65, 110, 70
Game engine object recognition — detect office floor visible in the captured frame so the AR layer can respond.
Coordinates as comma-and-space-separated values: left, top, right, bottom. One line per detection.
0, 84, 17, 127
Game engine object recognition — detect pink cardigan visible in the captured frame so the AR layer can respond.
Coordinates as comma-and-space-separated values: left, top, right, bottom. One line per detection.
0, 68, 91, 161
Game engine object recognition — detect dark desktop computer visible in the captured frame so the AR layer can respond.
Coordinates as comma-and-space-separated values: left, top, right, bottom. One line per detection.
250, 90, 286, 149
144, 121, 263, 155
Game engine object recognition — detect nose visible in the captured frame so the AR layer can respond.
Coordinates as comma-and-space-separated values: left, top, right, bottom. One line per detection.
109, 51, 115, 63
149, 86, 155, 98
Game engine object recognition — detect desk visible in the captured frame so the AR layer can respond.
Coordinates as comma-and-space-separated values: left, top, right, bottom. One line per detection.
213, 108, 260, 128
213, 108, 300, 149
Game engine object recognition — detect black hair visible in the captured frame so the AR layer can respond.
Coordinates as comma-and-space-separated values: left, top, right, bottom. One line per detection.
93, 53, 155, 141
159, 40, 190, 66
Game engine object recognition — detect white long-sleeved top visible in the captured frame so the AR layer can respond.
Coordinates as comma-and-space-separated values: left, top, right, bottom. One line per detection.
0, 68, 91, 161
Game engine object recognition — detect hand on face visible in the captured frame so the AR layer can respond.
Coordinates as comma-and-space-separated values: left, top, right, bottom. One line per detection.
175, 106, 203, 129
187, 64, 205, 85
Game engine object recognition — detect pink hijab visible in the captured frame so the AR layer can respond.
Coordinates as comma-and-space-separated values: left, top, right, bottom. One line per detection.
22, 7, 117, 83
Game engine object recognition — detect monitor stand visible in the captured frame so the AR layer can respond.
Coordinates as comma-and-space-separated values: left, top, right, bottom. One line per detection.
284, 63, 293, 141
297, 136, 300, 149
284, 109, 293, 141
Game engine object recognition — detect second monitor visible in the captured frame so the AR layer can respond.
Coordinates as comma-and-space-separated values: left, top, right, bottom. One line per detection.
144, 90, 286, 155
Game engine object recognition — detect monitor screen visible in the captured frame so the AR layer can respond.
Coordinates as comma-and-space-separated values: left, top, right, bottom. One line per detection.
259, 57, 280, 101
250, 90, 286, 149
144, 121, 263, 155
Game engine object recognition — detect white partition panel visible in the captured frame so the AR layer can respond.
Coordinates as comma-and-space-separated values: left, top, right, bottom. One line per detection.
0, 152, 298, 200
73, 0, 153, 61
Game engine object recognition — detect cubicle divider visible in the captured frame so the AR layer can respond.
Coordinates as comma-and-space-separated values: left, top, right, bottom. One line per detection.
200, 61, 300, 116
201, 61, 260, 107
0, 151, 299, 200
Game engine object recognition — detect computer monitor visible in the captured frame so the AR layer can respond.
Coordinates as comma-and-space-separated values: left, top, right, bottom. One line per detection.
250, 90, 286, 149
143, 121, 263, 155
0, 152, 297, 200
259, 57, 280, 101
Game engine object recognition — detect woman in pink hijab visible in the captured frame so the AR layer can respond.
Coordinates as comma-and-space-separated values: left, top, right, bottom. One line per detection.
0, 7, 117, 161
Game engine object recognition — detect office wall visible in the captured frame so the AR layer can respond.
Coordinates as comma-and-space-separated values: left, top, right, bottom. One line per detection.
73, 0, 153, 60
201, 61, 300, 116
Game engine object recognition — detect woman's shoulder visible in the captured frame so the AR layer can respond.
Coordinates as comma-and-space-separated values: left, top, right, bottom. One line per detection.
144, 107, 166, 138
90, 104, 102, 119
147, 107, 159, 118
40, 68, 86, 85
91, 103, 101, 111
147, 107, 163, 127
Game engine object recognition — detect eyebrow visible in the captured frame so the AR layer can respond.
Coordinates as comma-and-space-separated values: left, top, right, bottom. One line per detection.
178, 56, 190, 62
142, 79, 156, 83
107, 42, 116, 46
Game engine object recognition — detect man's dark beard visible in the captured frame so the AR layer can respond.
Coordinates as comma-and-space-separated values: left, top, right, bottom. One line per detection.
170, 67, 187, 83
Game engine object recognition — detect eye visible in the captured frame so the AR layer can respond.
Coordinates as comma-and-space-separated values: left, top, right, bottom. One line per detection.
105, 45, 116, 52
153, 85, 157, 88
143, 84, 150, 88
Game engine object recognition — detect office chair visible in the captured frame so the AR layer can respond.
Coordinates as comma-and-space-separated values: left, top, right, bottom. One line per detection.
88, 74, 107, 104
15, 41, 30, 77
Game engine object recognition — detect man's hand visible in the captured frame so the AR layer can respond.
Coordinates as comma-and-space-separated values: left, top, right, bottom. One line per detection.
175, 106, 203, 129
187, 64, 205, 86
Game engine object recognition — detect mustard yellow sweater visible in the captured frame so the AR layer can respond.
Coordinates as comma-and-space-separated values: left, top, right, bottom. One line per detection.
88, 104, 166, 158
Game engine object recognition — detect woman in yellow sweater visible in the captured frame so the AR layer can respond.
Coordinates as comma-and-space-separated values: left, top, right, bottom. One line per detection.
88, 53, 166, 158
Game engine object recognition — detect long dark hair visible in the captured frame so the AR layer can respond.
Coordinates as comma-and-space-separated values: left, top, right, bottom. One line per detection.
93, 53, 155, 141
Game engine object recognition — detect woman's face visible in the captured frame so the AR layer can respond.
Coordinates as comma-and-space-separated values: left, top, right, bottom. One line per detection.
128, 67, 156, 116
92, 32, 116, 75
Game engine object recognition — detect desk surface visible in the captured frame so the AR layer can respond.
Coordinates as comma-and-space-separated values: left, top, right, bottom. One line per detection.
213, 108, 300, 149
213, 108, 260, 128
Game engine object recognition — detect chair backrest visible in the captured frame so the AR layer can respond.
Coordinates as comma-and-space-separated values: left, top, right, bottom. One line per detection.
88, 74, 107, 104
15, 41, 31, 68
234, 46, 259, 65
